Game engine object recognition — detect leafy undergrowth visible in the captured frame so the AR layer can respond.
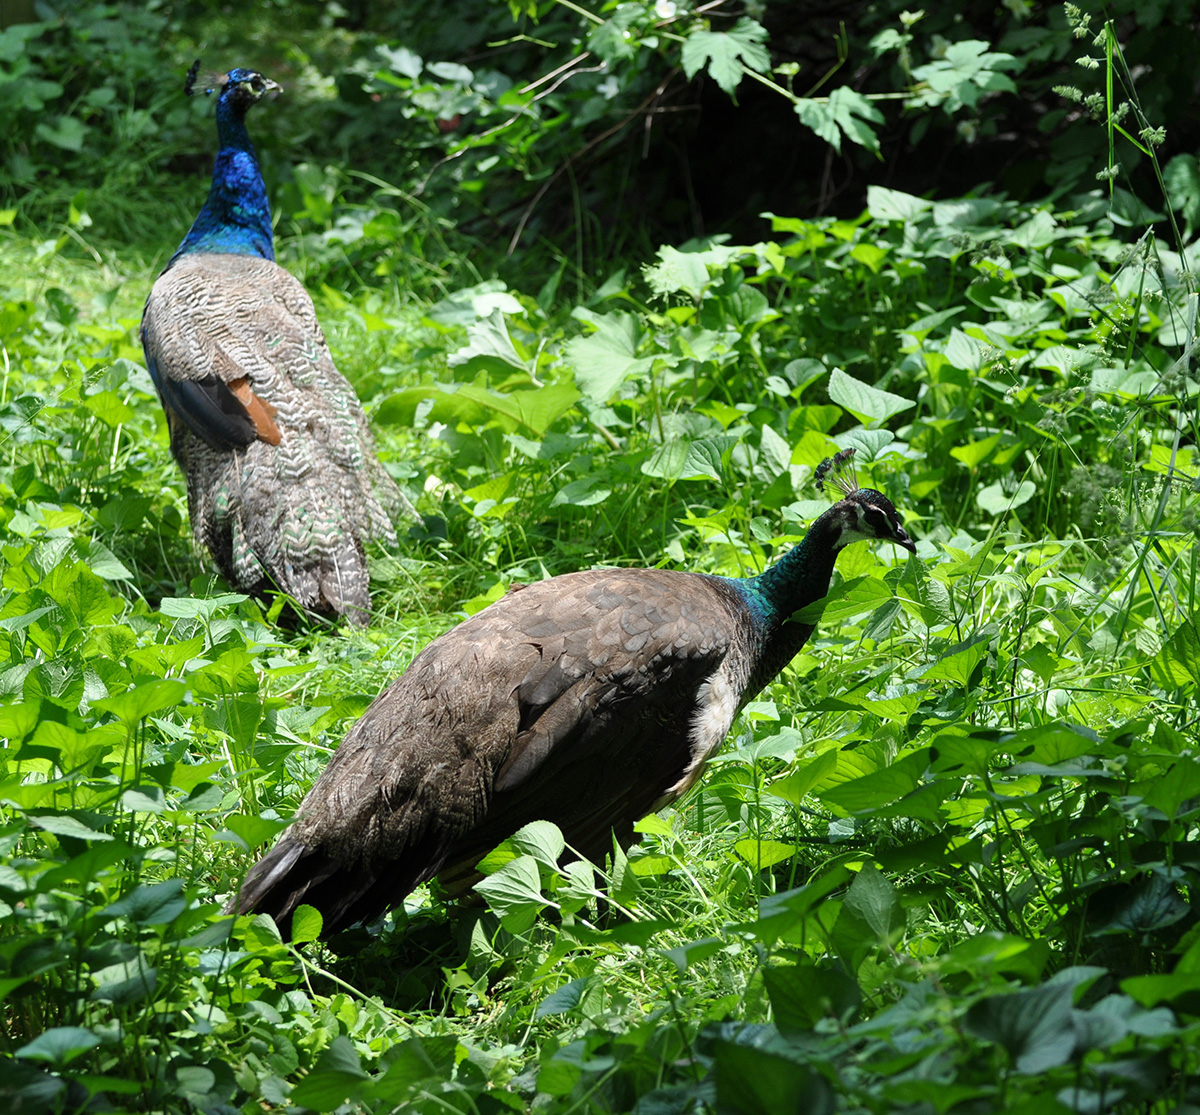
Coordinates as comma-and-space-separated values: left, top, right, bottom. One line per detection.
2, 177, 1200, 1115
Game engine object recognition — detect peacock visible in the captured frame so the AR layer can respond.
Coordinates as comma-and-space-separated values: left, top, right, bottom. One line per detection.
232, 449, 915, 937
140, 63, 417, 626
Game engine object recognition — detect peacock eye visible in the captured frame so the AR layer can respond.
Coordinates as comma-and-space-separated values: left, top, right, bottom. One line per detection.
250, 76, 264, 92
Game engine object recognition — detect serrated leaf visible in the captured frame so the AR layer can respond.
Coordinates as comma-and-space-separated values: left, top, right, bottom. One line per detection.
680, 18, 770, 97
565, 312, 654, 402
795, 87, 884, 155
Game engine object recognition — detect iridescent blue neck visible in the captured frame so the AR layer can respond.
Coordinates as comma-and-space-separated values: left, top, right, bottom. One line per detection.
172, 95, 274, 263
723, 506, 842, 629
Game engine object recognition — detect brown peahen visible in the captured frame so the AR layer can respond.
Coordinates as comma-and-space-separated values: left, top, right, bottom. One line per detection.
232, 450, 915, 937
140, 64, 417, 625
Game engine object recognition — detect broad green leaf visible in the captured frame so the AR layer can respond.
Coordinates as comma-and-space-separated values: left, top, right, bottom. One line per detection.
712, 1038, 835, 1115
92, 679, 186, 724
827, 368, 913, 426
795, 87, 884, 155
537, 976, 592, 1018
551, 475, 611, 507
290, 1036, 368, 1110
102, 879, 186, 926
565, 312, 654, 402
733, 839, 796, 870
159, 593, 247, 618
663, 936, 723, 974
447, 309, 530, 374
964, 970, 1103, 1073
976, 479, 1036, 515
764, 964, 861, 1031
819, 750, 928, 813
28, 812, 114, 841
644, 243, 744, 298
867, 186, 933, 223
767, 749, 839, 804
290, 905, 323, 945
680, 18, 770, 97
923, 635, 990, 686
15, 1027, 100, 1066
474, 854, 546, 933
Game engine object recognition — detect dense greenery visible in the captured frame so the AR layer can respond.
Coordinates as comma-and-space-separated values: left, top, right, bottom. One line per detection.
3, 1, 1200, 1113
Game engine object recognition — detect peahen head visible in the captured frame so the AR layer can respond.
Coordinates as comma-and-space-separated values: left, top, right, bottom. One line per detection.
734, 447, 914, 631
814, 448, 915, 555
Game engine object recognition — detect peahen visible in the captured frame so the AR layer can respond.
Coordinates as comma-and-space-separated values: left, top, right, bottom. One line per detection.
140, 63, 416, 625
233, 449, 915, 937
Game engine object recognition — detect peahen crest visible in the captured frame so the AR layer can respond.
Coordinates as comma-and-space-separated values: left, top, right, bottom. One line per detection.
815, 447, 860, 499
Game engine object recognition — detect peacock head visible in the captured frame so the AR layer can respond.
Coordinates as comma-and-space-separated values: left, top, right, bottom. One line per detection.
184, 61, 281, 110
815, 448, 916, 554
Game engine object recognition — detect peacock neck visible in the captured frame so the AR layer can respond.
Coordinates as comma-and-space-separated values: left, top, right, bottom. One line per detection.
172, 97, 274, 263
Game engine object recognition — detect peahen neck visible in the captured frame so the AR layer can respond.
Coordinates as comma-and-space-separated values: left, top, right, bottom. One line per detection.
722, 506, 845, 695
172, 92, 274, 263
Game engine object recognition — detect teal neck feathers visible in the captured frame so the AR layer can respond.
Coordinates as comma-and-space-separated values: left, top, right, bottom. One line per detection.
725, 505, 843, 630
173, 74, 274, 264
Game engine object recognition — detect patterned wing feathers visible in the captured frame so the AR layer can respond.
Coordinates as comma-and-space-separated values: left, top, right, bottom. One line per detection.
142, 252, 415, 623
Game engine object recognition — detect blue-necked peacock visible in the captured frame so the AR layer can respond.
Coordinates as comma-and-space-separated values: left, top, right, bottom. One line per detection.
232, 449, 915, 937
141, 64, 416, 625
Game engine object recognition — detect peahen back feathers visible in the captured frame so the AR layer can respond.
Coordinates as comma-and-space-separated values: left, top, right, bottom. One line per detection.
141, 65, 416, 625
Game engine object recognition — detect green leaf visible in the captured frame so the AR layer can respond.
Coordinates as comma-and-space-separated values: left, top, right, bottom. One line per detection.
663, 936, 723, 975
447, 310, 530, 375
478, 820, 566, 876
92, 679, 186, 724
28, 812, 114, 842
764, 964, 861, 1031
565, 312, 654, 402
867, 186, 933, 222
643, 242, 743, 298
102, 880, 186, 926
711, 1039, 835, 1115
767, 749, 839, 804
290, 1036, 369, 1110
733, 839, 796, 870
827, 368, 913, 426
680, 18, 770, 98
923, 635, 990, 686
976, 479, 1036, 515
964, 969, 1104, 1073
537, 976, 591, 1018
15, 1026, 100, 1066
159, 593, 248, 618
290, 905, 323, 945
474, 854, 546, 933
795, 87, 884, 155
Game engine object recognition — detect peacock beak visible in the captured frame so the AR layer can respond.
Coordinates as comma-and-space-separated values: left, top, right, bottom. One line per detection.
893, 526, 917, 553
